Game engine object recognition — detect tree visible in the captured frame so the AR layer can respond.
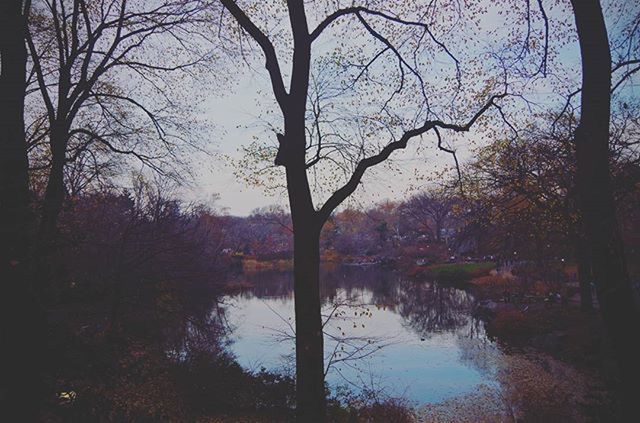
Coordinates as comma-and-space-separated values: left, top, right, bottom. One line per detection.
401, 190, 454, 243
460, 117, 591, 301
26, 0, 211, 244
218, 1, 545, 419
0, 0, 45, 418
570, 0, 640, 416
0, 2, 31, 263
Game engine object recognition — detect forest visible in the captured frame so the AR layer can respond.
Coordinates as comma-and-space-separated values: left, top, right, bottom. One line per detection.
0, 0, 639, 422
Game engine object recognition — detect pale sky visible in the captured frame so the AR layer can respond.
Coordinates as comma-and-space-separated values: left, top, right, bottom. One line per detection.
189, 69, 493, 216
180, 1, 636, 216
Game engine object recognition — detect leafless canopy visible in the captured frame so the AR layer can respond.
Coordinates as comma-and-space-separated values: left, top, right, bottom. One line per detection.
26, 0, 215, 187
218, 0, 550, 221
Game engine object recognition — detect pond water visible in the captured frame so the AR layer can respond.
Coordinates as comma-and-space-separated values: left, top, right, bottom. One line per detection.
223, 265, 506, 406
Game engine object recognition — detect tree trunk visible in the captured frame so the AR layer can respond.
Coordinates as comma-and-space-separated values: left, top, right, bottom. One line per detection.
284, 118, 326, 420
571, 0, 640, 417
0, 0, 45, 419
292, 223, 325, 422
0, 2, 30, 260
38, 126, 68, 244
287, 171, 326, 420
574, 234, 594, 312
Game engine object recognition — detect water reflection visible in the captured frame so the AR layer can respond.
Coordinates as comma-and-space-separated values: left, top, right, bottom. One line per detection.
223, 265, 502, 404
396, 281, 476, 336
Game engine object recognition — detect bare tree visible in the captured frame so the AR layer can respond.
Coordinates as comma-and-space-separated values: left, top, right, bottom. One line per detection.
217, 1, 547, 419
401, 190, 454, 243
25, 0, 213, 244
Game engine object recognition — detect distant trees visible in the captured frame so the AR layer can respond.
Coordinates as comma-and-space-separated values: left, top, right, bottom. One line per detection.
246, 206, 293, 258
400, 190, 455, 243
323, 208, 384, 258
217, 206, 293, 259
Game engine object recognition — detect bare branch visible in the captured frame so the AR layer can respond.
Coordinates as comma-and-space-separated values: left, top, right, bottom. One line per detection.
220, 0, 288, 109
434, 127, 463, 196
317, 93, 507, 224
311, 6, 460, 81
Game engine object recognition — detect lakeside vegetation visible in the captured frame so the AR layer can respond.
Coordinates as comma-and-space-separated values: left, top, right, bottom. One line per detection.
13, 184, 625, 421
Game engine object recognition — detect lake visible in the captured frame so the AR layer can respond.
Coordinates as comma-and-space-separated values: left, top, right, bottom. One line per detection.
222, 265, 506, 406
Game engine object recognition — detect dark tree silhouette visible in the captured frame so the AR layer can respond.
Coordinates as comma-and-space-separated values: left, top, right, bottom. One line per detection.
570, 0, 640, 417
26, 0, 209, 244
0, 3, 30, 257
0, 0, 45, 419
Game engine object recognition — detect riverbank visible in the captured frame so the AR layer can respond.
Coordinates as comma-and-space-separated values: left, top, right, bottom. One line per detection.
466, 273, 621, 420
407, 261, 496, 282
402, 260, 622, 420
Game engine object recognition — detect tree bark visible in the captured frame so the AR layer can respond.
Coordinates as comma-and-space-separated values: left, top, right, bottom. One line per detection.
38, 124, 68, 244
284, 123, 326, 420
292, 222, 325, 422
0, 2, 30, 258
0, 0, 44, 419
571, 0, 640, 417
574, 233, 594, 312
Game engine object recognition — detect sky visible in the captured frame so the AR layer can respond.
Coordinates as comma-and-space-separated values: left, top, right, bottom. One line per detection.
180, 0, 637, 216
189, 69, 474, 216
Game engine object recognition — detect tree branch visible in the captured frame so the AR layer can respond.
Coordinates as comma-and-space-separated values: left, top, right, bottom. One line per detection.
220, 0, 288, 109
311, 6, 460, 81
317, 93, 506, 224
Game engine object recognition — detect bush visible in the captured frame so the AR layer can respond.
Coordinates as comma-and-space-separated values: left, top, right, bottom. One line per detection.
355, 398, 415, 423
176, 352, 296, 418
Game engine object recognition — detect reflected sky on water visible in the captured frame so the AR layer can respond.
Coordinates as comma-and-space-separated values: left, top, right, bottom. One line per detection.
222, 265, 503, 405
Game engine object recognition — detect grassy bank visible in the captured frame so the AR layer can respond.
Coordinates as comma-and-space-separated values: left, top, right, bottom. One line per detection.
409, 261, 496, 282
241, 258, 293, 272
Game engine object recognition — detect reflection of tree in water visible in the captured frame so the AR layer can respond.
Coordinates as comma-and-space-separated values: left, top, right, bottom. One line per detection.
165, 287, 231, 360
456, 334, 501, 378
236, 270, 294, 300
395, 281, 476, 337
235, 266, 401, 305
234, 267, 479, 340
320, 266, 402, 308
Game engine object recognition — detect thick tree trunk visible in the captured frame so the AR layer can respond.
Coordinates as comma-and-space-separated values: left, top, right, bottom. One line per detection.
38, 126, 68, 244
0, 0, 44, 419
574, 234, 594, 312
292, 223, 325, 422
284, 113, 326, 420
571, 0, 640, 417
287, 172, 326, 420
0, 2, 30, 259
